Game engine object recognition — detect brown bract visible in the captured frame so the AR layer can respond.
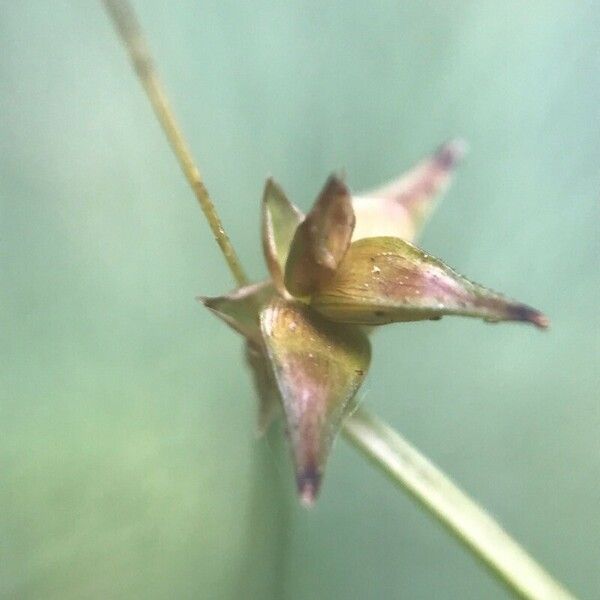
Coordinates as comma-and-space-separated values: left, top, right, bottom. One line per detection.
284, 175, 355, 298
200, 140, 548, 505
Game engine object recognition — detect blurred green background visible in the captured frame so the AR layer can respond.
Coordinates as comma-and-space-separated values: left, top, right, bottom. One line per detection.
1, 1, 599, 598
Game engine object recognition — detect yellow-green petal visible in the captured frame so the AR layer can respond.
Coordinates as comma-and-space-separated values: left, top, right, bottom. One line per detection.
352, 139, 466, 243
284, 175, 355, 298
260, 297, 371, 506
311, 236, 549, 328
261, 178, 304, 296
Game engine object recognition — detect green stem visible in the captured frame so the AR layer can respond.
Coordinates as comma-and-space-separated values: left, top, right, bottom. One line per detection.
342, 408, 575, 600
102, 0, 248, 287
102, 2, 577, 598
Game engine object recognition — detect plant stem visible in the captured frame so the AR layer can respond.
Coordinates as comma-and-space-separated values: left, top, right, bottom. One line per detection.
102, 2, 576, 599
102, 0, 248, 287
342, 408, 575, 600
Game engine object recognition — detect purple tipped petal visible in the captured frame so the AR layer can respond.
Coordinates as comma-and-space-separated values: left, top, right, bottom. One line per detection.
352, 139, 467, 242
260, 298, 371, 505
311, 236, 548, 329
297, 466, 322, 508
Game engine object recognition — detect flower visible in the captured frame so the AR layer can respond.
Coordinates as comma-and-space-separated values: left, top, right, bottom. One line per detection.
199, 140, 548, 507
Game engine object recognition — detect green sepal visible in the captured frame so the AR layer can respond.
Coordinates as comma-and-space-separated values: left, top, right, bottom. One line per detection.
261, 178, 303, 297
199, 281, 274, 344
284, 175, 355, 298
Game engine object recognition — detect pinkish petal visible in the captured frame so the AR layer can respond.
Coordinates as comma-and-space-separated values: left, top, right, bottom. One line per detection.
352, 139, 467, 242
260, 297, 371, 505
311, 236, 549, 329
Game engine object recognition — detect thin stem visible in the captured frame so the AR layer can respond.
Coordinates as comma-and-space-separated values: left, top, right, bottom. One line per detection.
103, 3, 575, 599
342, 408, 575, 600
102, 0, 248, 286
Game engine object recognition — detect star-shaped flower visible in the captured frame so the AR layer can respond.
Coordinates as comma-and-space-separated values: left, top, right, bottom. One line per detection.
200, 140, 548, 506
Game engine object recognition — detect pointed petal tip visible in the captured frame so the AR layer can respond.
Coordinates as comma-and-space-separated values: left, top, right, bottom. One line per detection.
326, 171, 349, 190
534, 313, 550, 329
297, 467, 322, 508
197, 294, 231, 313
263, 175, 276, 194
197, 295, 217, 309
484, 302, 549, 329
509, 304, 550, 330
436, 138, 468, 168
